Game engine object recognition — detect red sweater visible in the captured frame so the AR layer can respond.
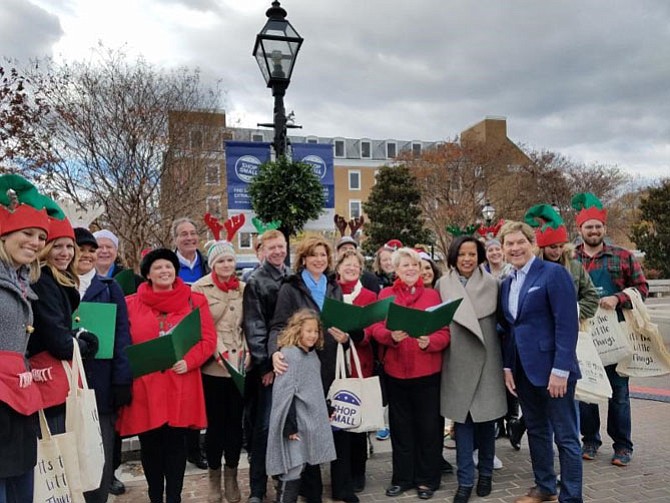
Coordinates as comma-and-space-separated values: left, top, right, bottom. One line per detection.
370, 282, 450, 379
117, 279, 217, 436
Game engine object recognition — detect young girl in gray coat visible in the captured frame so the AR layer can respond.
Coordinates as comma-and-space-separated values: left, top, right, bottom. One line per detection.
266, 309, 336, 503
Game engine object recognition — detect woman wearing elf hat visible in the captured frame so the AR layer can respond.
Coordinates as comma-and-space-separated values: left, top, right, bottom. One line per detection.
27, 213, 100, 434
191, 215, 248, 503
0, 174, 62, 502
117, 248, 217, 503
507, 204, 599, 450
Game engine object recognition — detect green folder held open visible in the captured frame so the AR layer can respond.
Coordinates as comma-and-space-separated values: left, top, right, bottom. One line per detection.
125, 309, 202, 378
320, 296, 395, 332
221, 354, 246, 395
72, 302, 117, 359
386, 298, 463, 338
114, 269, 139, 296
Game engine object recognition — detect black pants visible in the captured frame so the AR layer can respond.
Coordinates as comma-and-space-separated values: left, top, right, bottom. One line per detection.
138, 424, 188, 503
249, 372, 273, 498
202, 373, 244, 470
350, 432, 368, 478
387, 373, 442, 490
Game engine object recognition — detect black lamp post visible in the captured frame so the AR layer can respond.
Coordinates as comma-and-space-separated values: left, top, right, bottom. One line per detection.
482, 201, 496, 226
253, 1, 303, 158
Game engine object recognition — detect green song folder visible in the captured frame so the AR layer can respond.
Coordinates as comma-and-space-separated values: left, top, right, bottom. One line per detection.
125, 309, 202, 378
221, 355, 246, 395
72, 302, 117, 359
320, 296, 395, 332
114, 269, 139, 296
386, 298, 463, 338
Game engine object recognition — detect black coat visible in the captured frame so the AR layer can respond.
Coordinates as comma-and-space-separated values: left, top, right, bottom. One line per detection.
269, 272, 343, 393
28, 266, 80, 360
242, 261, 286, 374
82, 275, 133, 414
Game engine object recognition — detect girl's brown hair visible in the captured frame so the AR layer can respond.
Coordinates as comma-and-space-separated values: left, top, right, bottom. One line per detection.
278, 308, 325, 350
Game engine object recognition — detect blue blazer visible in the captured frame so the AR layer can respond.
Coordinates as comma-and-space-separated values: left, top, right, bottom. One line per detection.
499, 259, 580, 387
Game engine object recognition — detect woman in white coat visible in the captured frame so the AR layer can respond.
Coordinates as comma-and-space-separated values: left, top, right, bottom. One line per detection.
437, 236, 506, 503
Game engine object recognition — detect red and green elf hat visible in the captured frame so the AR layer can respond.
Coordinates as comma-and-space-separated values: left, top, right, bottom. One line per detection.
571, 192, 607, 228
0, 174, 64, 237
524, 204, 568, 248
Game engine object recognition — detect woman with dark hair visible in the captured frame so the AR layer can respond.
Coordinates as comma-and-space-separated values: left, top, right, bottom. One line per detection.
117, 249, 217, 503
417, 250, 442, 289
270, 235, 357, 503
437, 236, 506, 503
371, 248, 450, 501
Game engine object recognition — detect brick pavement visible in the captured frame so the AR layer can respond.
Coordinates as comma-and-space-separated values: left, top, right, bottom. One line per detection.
111, 395, 670, 503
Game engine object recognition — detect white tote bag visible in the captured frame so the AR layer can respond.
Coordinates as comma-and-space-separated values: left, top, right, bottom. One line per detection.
575, 331, 613, 404
34, 409, 85, 503
65, 340, 105, 492
327, 343, 385, 433
587, 307, 633, 366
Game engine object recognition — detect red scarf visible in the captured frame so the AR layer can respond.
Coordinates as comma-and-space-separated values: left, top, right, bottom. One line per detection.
211, 273, 240, 293
137, 277, 192, 313
391, 277, 424, 307
338, 278, 359, 294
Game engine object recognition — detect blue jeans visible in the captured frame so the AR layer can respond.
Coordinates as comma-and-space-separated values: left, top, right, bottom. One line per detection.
516, 368, 582, 503
579, 364, 632, 452
0, 470, 34, 503
454, 416, 496, 487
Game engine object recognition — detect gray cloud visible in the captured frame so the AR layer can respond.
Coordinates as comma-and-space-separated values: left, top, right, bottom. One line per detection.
0, 0, 62, 60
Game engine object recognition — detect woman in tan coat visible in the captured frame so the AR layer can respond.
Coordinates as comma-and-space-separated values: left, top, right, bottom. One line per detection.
192, 241, 248, 503
437, 236, 506, 503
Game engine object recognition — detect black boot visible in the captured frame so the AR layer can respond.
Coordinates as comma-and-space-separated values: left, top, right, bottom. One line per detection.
278, 479, 301, 503
476, 475, 492, 497
453, 485, 472, 503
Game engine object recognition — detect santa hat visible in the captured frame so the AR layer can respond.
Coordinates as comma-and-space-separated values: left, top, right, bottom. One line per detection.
572, 192, 607, 227
524, 204, 568, 248
0, 174, 63, 237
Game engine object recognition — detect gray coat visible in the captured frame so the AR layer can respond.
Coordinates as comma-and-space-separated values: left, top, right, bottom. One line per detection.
266, 346, 336, 476
437, 266, 506, 423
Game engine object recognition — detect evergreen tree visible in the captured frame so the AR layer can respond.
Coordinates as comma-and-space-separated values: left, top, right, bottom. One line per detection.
248, 156, 325, 264
362, 164, 432, 256
630, 178, 670, 278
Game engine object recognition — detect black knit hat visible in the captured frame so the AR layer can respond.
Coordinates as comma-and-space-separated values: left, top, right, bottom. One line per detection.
74, 227, 98, 249
140, 248, 180, 279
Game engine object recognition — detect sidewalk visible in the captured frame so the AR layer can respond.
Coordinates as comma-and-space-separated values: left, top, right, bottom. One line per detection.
111, 386, 670, 503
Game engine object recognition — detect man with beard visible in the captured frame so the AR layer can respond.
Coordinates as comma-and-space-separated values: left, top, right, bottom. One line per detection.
572, 193, 648, 468
243, 229, 288, 503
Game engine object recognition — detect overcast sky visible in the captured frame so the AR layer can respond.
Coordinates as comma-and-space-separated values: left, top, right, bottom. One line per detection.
2, 0, 669, 179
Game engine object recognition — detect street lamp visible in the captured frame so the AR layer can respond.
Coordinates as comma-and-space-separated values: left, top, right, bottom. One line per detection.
481, 201, 496, 225
253, 1, 304, 158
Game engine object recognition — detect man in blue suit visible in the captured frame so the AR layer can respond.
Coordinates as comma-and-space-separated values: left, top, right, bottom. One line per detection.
498, 221, 582, 503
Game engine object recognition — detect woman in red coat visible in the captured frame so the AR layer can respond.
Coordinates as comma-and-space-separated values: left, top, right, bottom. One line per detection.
333, 249, 377, 493
370, 248, 450, 501
117, 249, 216, 503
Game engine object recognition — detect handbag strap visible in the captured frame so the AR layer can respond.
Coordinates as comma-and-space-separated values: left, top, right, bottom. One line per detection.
66, 338, 89, 391
38, 409, 53, 440
335, 342, 364, 379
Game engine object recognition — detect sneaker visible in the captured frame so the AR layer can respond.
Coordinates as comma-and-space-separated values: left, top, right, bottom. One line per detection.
376, 427, 390, 441
581, 444, 598, 461
611, 449, 632, 467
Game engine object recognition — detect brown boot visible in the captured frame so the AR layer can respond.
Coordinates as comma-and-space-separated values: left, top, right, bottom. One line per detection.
208, 468, 222, 503
224, 466, 241, 503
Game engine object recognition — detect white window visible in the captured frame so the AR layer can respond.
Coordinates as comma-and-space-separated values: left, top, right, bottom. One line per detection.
349, 200, 362, 219
252, 133, 264, 142
348, 170, 361, 190
205, 163, 220, 185
306, 136, 318, 144
412, 142, 422, 157
206, 196, 221, 218
190, 130, 203, 150
361, 140, 371, 159
238, 232, 254, 250
334, 139, 345, 158
386, 142, 397, 159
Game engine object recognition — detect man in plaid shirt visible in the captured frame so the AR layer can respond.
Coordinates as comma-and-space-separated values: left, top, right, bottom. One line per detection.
573, 193, 648, 468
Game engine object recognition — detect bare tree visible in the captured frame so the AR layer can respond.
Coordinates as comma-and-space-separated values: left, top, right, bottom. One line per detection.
27, 46, 224, 267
